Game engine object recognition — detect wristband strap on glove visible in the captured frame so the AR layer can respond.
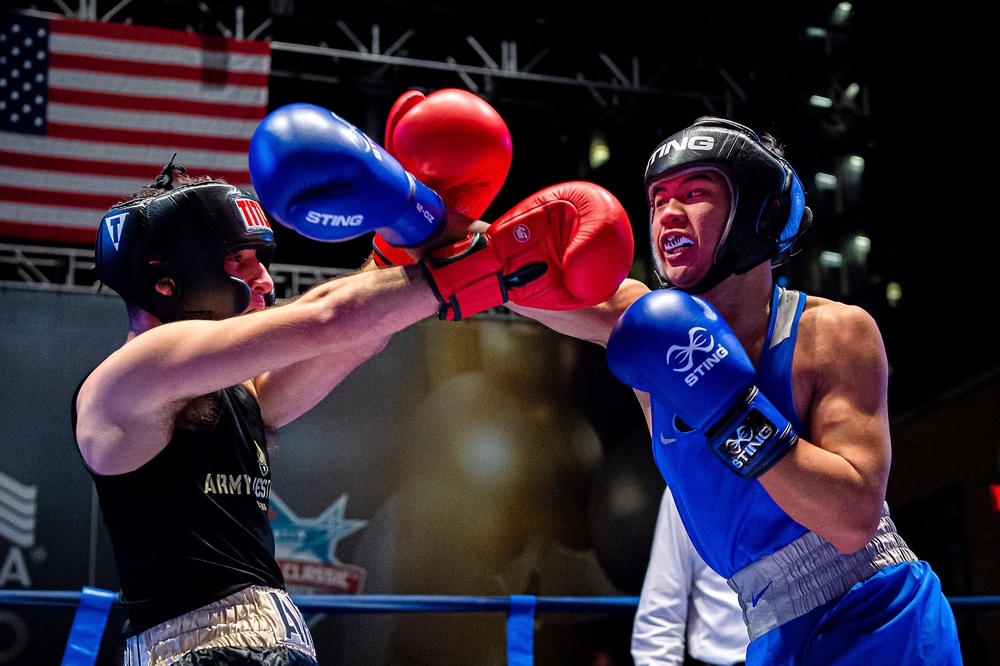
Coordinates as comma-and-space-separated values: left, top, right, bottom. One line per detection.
419, 233, 508, 321
706, 386, 798, 478
371, 232, 416, 268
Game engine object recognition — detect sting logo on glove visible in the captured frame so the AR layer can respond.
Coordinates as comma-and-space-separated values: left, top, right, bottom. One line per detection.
706, 393, 799, 478
666, 326, 731, 386
718, 413, 778, 471
606, 290, 799, 479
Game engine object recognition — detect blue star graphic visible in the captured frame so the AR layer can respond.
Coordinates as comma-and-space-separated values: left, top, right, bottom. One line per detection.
270, 493, 367, 564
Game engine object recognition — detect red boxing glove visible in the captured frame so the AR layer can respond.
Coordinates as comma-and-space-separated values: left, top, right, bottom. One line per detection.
501, 181, 633, 310
420, 181, 634, 321
384, 88, 512, 220
374, 88, 512, 265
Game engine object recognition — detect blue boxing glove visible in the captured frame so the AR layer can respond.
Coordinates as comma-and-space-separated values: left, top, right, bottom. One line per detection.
606, 290, 797, 478
248, 102, 446, 246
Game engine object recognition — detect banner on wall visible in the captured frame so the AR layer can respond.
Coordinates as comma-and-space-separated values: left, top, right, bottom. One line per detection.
0, 469, 37, 588
270, 493, 368, 595
0, 11, 270, 245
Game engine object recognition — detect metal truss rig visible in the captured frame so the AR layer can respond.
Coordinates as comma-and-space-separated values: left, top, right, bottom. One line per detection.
0, 242, 349, 302
21, 0, 747, 116
0, 242, 521, 320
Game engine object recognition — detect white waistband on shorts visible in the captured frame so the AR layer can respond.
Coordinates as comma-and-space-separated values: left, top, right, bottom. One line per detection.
124, 586, 316, 666
727, 502, 918, 641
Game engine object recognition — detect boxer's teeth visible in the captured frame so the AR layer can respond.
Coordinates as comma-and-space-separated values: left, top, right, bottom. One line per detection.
665, 236, 692, 251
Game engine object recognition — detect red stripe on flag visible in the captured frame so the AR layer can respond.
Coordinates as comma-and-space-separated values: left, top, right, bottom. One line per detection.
48, 88, 266, 120
46, 123, 253, 154
49, 52, 269, 87
0, 150, 253, 184
0, 220, 98, 245
0, 185, 126, 210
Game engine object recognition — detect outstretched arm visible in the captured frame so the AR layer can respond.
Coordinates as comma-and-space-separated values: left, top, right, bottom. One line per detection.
508, 277, 650, 346
251, 265, 437, 428
76, 264, 437, 475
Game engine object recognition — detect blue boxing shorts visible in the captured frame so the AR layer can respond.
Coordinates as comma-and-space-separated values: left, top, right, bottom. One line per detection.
746, 560, 962, 665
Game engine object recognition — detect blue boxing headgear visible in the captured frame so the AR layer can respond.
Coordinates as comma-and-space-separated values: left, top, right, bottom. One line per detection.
643, 117, 813, 294
95, 167, 277, 323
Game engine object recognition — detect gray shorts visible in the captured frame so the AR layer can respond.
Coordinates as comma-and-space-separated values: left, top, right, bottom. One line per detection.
124, 586, 317, 666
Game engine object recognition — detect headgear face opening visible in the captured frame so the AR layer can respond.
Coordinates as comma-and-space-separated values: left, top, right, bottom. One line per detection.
643, 117, 813, 294
95, 180, 277, 323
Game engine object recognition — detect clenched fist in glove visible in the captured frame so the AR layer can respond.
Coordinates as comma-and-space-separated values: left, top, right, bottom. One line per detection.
421, 181, 634, 320
248, 102, 446, 247
606, 289, 798, 478
384, 88, 512, 220
372, 88, 512, 267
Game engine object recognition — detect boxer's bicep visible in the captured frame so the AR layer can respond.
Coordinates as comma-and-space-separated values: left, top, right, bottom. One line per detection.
74, 360, 176, 475
74, 317, 277, 474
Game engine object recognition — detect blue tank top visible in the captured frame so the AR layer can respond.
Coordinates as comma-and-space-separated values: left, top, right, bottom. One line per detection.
651, 285, 808, 577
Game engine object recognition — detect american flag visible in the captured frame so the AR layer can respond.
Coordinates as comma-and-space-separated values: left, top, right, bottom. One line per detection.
0, 11, 270, 245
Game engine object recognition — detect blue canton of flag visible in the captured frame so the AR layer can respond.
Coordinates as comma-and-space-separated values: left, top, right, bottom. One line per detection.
0, 13, 48, 136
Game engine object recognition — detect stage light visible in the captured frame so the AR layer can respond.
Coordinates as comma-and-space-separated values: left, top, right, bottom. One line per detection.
589, 134, 610, 169
990, 482, 1000, 512
886, 281, 902, 307
833, 2, 853, 24
819, 251, 843, 268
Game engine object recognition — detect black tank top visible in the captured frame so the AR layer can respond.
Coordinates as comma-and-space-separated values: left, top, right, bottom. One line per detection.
72, 383, 285, 636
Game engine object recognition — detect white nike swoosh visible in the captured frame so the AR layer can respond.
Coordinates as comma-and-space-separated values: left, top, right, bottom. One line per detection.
660, 433, 676, 445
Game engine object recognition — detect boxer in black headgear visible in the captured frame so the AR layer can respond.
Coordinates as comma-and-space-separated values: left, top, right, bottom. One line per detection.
95, 157, 277, 322
642, 117, 812, 294
518, 117, 962, 665
72, 156, 473, 666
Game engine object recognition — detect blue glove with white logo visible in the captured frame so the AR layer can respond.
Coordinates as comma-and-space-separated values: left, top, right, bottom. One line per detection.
606, 290, 797, 478
249, 102, 446, 246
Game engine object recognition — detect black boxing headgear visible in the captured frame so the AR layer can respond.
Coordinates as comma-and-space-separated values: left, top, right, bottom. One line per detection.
95, 172, 276, 323
643, 117, 812, 293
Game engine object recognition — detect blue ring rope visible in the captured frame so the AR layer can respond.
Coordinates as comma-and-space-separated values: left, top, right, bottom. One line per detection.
1, 589, 996, 664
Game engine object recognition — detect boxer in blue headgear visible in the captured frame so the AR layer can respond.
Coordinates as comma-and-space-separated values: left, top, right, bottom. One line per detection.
519, 117, 963, 665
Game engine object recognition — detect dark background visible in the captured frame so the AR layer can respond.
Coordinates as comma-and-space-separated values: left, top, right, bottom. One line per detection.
6, 0, 989, 417
3, 1, 997, 664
